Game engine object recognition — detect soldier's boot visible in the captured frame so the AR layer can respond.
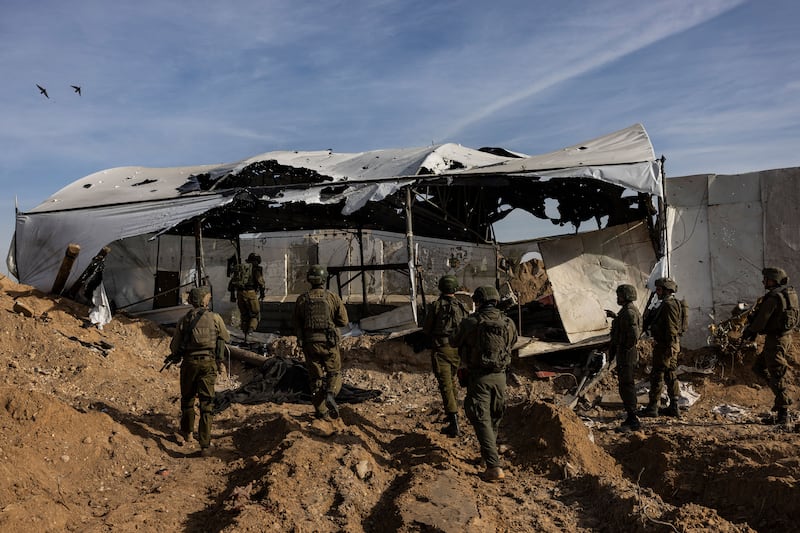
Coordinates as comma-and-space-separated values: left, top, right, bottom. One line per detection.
199, 447, 212, 458
776, 407, 789, 425
619, 412, 641, 431
440, 413, 461, 437
639, 402, 659, 417
325, 392, 339, 419
659, 397, 681, 418
482, 466, 505, 483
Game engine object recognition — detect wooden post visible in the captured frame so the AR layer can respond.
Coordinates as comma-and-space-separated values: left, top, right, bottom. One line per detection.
51, 243, 81, 295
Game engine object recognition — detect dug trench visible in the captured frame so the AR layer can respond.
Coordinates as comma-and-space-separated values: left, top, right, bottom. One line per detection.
0, 274, 797, 532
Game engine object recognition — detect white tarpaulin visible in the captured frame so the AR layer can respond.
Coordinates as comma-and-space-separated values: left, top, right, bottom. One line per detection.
538, 221, 656, 343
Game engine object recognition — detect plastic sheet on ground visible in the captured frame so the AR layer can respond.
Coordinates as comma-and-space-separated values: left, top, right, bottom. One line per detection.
213, 356, 381, 414
711, 403, 748, 419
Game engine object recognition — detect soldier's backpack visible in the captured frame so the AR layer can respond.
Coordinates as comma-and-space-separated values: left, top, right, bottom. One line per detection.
229, 262, 253, 291
430, 297, 469, 338
476, 315, 512, 372
779, 286, 800, 331
303, 291, 335, 345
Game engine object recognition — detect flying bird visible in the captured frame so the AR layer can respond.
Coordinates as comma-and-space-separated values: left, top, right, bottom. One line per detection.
71, 85, 81, 96
36, 84, 49, 98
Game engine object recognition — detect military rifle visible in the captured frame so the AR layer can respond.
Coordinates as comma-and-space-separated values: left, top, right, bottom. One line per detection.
160, 354, 181, 372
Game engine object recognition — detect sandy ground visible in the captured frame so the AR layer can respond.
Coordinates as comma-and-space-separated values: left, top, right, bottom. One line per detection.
0, 274, 797, 532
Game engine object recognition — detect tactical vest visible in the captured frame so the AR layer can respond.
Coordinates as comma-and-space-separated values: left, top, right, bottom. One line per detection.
182, 309, 217, 354
303, 291, 335, 345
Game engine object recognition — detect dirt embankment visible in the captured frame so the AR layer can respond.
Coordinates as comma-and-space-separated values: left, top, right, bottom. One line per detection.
0, 274, 797, 532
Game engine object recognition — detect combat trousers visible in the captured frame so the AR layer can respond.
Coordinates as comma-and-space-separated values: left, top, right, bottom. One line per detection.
303, 342, 342, 417
180, 357, 217, 448
236, 289, 261, 335
431, 343, 460, 414
464, 371, 506, 468
649, 338, 680, 405
753, 334, 794, 409
617, 346, 639, 414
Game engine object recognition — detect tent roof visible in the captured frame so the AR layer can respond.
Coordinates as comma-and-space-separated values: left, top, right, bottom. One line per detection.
11, 124, 661, 290
28, 123, 659, 215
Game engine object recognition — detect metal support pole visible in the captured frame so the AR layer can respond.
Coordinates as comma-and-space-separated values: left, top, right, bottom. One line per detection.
194, 219, 205, 286
357, 227, 368, 315
405, 187, 418, 323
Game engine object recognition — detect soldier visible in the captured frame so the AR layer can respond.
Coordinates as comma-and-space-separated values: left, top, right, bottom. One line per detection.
609, 284, 643, 431
228, 252, 266, 342
167, 286, 230, 457
293, 264, 349, 420
451, 286, 517, 482
641, 277, 683, 418
742, 267, 798, 424
422, 275, 470, 437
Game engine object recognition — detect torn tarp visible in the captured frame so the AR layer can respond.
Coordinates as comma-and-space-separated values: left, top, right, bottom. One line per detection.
213, 356, 382, 414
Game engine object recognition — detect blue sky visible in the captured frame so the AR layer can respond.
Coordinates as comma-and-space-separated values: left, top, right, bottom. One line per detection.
2, 0, 799, 275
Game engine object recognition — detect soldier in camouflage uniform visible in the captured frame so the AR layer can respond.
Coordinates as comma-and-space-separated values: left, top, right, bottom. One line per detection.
168, 286, 230, 456
422, 275, 470, 437
641, 277, 683, 418
451, 286, 517, 483
229, 252, 266, 342
742, 267, 797, 424
293, 265, 349, 420
609, 284, 642, 430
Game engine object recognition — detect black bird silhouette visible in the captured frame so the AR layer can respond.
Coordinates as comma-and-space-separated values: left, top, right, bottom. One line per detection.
36, 84, 49, 98
71, 85, 81, 96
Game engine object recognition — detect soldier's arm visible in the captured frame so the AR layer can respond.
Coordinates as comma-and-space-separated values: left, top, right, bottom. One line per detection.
620, 308, 640, 350
665, 300, 683, 337
746, 295, 778, 334
214, 314, 231, 342
292, 294, 305, 338
331, 293, 349, 327
421, 302, 435, 336
170, 320, 184, 355
508, 319, 518, 349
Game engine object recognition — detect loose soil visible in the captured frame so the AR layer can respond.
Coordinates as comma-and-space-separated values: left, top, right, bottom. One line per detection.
0, 274, 797, 532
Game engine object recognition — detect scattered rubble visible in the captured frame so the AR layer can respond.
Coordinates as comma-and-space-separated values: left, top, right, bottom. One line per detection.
0, 273, 797, 532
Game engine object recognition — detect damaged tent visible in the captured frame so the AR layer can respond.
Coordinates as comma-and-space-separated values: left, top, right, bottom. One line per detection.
7, 123, 664, 354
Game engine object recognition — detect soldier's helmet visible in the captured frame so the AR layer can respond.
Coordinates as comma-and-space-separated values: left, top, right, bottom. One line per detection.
472, 285, 500, 304
246, 252, 262, 264
762, 267, 788, 285
189, 286, 210, 306
438, 275, 459, 294
654, 277, 678, 292
307, 264, 327, 286
616, 284, 637, 302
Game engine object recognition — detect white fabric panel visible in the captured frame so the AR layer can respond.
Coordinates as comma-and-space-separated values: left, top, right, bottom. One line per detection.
539, 221, 655, 343
103, 234, 236, 316
761, 169, 800, 281
708, 202, 764, 322
463, 124, 661, 195
666, 205, 713, 348
14, 194, 229, 290
509, 161, 661, 196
